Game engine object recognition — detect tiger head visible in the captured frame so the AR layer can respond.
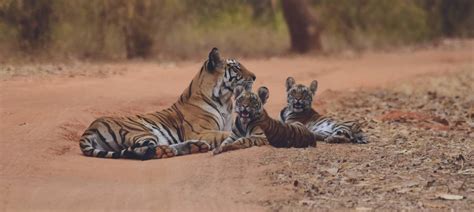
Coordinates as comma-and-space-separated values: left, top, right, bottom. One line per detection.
285, 77, 318, 113
233, 86, 269, 125
205, 48, 256, 95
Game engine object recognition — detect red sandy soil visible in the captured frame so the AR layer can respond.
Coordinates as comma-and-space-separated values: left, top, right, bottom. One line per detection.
0, 43, 472, 211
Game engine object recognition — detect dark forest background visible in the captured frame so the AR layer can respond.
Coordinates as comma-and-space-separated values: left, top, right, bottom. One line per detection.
0, 0, 472, 61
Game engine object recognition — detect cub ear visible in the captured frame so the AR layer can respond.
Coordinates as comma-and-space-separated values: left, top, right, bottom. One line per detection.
233, 85, 245, 99
207, 47, 222, 72
309, 80, 318, 95
286, 77, 295, 91
257, 86, 269, 105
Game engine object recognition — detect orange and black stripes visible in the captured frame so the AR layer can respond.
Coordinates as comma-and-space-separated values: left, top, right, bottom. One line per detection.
254, 110, 316, 148
79, 48, 256, 160
281, 77, 367, 144
214, 86, 315, 155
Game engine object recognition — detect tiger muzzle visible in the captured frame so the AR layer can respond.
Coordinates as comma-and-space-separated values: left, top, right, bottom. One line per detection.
238, 108, 253, 123
240, 110, 250, 118
293, 101, 304, 109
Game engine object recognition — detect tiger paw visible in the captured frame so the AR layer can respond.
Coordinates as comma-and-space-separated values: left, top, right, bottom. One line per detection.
188, 141, 210, 154
325, 135, 350, 143
155, 145, 177, 159
213, 147, 223, 155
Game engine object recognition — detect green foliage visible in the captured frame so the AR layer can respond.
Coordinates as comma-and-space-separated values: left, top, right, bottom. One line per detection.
0, 0, 288, 60
313, 0, 473, 51
1, 0, 55, 50
152, 1, 288, 59
417, 0, 474, 37
0, 0, 472, 60
314, 0, 430, 51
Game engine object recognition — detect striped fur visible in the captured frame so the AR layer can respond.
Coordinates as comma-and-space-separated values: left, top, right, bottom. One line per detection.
79, 48, 256, 160
280, 77, 367, 144
214, 86, 316, 154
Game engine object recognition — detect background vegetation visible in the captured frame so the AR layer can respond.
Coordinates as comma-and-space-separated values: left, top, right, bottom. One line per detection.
0, 0, 472, 61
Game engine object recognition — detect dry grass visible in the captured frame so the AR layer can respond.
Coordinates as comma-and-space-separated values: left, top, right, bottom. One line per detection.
260, 68, 474, 210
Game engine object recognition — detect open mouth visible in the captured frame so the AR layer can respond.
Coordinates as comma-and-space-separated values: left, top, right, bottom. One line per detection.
293, 103, 304, 109
240, 111, 250, 118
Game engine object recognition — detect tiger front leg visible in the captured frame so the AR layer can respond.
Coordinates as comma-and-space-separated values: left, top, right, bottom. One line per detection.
123, 137, 174, 160
214, 136, 268, 155
213, 141, 243, 155
123, 133, 178, 160
169, 140, 210, 156
212, 137, 236, 155
154, 145, 178, 159
176, 130, 231, 155
192, 130, 231, 149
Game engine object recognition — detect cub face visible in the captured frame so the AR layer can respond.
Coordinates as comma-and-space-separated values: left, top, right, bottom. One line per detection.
285, 77, 318, 113
233, 86, 269, 124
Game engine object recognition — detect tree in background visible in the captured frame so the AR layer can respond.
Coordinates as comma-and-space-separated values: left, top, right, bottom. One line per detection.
0, 0, 472, 59
1, 0, 55, 51
122, 0, 155, 59
62, 0, 160, 59
281, 0, 322, 53
418, 0, 474, 38
439, 0, 473, 37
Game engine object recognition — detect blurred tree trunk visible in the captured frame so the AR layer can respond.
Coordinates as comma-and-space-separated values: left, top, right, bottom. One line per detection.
281, 0, 322, 53
439, 0, 474, 37
419, 0, 474, 38
123, 0, 154, 59
96, 0, 108, 56
2, 0, 54, 51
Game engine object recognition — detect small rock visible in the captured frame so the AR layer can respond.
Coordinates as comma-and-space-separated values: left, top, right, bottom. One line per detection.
436, 193, 464, 200
299, 199, 315, 206
355, 207, 372, 211
326, 167, 339, 175
433, 117, 449, 126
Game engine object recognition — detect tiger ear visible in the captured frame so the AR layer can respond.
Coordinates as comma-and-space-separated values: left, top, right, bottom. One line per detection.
233, 86, 245, 99
207, 47, 222, 72
258, 86, 269, 105
286, 77, 295, 91
309, 80, 318, 95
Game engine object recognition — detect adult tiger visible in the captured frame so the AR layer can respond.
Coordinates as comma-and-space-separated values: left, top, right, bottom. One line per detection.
213, 86, 317, 155
79, 48, 256, 160
280, 77, 367, 144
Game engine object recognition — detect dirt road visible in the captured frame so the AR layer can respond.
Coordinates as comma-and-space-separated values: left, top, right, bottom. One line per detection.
1, 44, 472, 211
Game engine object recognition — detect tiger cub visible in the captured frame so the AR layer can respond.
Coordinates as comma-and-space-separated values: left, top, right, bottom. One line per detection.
280, 77, 367, 144
213, 86, 316, 154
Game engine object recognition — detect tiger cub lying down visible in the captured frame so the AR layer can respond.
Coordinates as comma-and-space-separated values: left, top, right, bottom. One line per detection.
280, 77, 367, 144
213, 86, 317, 154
